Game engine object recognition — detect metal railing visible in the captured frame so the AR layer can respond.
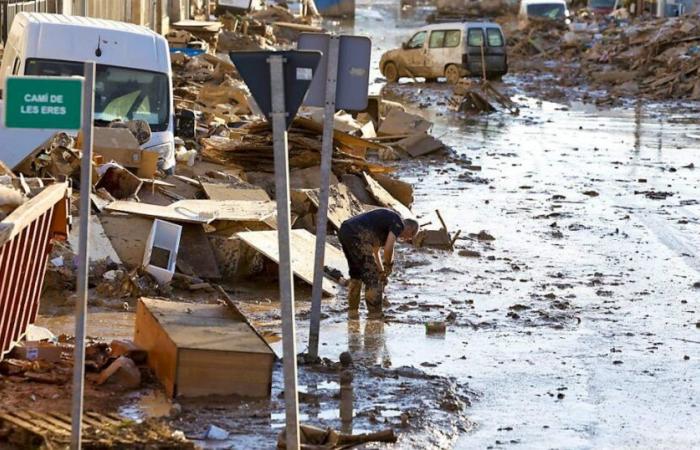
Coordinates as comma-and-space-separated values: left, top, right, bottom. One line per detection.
0, 182, 69, 360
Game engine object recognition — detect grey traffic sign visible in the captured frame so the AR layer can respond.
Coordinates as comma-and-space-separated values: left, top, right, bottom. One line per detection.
298, 33, 371, 111
229, 51, 322, 129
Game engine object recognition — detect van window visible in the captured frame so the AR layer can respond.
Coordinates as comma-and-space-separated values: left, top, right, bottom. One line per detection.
486, 28, 504, 47
429, 31, 445, 48
467, 29, 484, 47
444, 30, 461, 47
429, 30, 461, 48
25, 59, 170, 132
406, 31, 426, 49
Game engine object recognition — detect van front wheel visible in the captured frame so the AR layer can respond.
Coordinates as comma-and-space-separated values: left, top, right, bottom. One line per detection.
444, 65, 462, 84
384, 62, 399, 83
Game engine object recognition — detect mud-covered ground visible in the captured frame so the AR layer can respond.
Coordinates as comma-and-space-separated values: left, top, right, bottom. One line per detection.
27, 1, 700, 449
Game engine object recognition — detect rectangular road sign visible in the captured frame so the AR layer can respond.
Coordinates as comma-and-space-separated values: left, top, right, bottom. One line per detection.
4, 76, 83, 130
299, 33, 371, 111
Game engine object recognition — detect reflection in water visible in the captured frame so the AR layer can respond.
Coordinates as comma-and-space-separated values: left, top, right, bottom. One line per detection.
634, 101, 642, 152
339, 370, 354, 434
346, 319, 390, 367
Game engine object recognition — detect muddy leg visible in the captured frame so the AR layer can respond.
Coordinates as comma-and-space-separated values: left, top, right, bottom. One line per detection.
347, 279, 362, 319
365, 284, 384, 320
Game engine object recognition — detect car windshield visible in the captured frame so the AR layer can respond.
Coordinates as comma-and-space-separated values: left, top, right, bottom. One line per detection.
527, 3, 566, 19
25, 58, 169, 132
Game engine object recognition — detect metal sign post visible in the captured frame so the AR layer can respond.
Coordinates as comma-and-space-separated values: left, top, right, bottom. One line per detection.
299, 34, 371, 359
230, 51, 320, 450
70, 61, 95, 450
307, 36, 340, 360
268, 54, 301, 450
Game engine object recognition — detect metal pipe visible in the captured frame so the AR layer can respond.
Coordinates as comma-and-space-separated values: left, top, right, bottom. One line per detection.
70, 61, 95, 450
268, 54, 301, 450
308, 35, 340, 360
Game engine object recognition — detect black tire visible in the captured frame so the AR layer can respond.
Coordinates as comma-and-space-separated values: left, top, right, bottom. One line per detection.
384, 62, 399, 83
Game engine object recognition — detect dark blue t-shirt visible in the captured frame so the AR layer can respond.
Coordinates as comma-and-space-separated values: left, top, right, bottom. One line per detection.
341, 208, 405, 247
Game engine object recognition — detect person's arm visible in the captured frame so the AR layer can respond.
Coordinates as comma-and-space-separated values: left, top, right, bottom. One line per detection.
373, 247, 384, 273
383, 232, 397, 266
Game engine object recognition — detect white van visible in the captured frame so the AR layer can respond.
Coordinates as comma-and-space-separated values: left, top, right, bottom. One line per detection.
518, 0, 570, 22
0, 13, 175, 172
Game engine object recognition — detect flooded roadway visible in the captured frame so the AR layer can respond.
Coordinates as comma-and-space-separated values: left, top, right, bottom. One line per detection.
36, 2, 700, 448
314, 2, 700, 448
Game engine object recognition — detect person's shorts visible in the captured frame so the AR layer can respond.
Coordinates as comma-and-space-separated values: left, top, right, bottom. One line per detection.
338, 224, 380, 286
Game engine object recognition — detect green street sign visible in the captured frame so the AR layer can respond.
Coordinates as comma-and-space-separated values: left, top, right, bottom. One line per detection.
4, 76, 83, 130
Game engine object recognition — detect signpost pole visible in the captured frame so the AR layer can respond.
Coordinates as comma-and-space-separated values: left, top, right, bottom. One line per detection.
268, 54, 301, 450
308, 35, 340, 360
70, 61, 95, 450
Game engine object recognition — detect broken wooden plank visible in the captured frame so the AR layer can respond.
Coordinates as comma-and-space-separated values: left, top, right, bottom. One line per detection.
305, 183, 365, 230
237, 229, 349, 296
201, 182, 270, 201
105, 201, 212, 224
396, 133, 444, 158
378, 109, 432, 136
178, 224, 221, 279
362, 173, 416, 220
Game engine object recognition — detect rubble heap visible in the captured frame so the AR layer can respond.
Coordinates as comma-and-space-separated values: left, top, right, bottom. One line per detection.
506, 15, 700, 101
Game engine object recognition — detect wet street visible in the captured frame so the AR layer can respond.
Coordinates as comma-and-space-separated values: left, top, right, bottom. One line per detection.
305, 2, 700, 448
33, 2, 699, 448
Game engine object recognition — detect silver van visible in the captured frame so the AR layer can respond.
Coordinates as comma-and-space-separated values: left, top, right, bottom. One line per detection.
380, 22, 508, 83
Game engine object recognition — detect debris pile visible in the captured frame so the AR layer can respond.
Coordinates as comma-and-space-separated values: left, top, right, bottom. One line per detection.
506, 15, 700, 101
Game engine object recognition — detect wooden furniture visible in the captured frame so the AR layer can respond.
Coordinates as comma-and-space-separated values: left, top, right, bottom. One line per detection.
134, 298, 275, 398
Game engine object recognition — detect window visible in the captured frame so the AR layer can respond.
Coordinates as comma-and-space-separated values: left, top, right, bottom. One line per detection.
12, 57, 21, 75
406, 31, 426, 49
429, 30, 461, 48
25, 58, 170, 132
429, 31, 446, 48
487, 29, 504, 47
527, 3, 566, 19
444, 30, 461, 48
467, 29, 484, 47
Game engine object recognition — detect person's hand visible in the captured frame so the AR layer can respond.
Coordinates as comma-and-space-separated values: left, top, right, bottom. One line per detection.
385, 261, 393, 276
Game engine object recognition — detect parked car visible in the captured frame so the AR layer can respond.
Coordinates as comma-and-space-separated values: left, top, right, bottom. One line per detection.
518, 0, 570, 22
379, 22, 508, 84
0, 13, 176, 172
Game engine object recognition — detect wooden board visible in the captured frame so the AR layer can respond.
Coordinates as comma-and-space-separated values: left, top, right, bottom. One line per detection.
362, 173, 416, 220
237, 229, 349, 296
397, 133, 444, 157
99, 214, 154, 268
105, 199, 275, 224
378, 109, 432, 136
177, 224, 221, 279
171, 199, 276, 222
305, 183, 364, 230
201, 182, 270, 202
134, 299, 179, 397
68, 215, 121, 264
105, 201, 212, 224
0, 183, 68, 248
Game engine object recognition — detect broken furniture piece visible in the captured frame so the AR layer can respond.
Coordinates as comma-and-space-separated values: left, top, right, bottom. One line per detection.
414, 209, 460, 251
134, 298, 275, 398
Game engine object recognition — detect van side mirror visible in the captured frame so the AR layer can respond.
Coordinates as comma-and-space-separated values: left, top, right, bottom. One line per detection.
402, 42, 408, 50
